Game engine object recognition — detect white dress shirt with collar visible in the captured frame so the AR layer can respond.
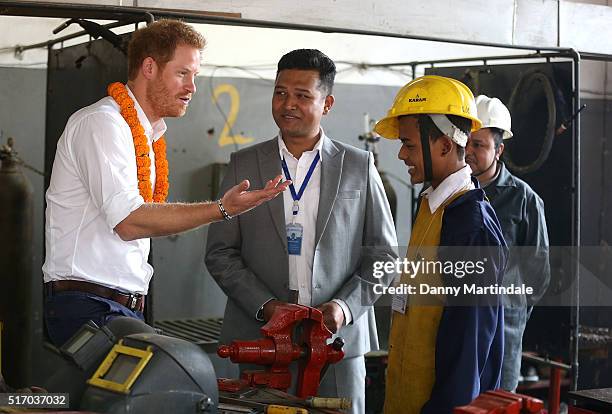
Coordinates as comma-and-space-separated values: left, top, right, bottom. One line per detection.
421, 164, 475, 213
278, 130, 352, 324
43, 85, 166, 295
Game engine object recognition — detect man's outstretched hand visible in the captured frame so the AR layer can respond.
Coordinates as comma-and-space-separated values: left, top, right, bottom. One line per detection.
221, 175, 291, 217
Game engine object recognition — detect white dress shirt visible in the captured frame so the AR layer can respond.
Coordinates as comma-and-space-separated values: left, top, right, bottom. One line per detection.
278, 131, 352, 324
43, 85, 166, 294
421, 164, 475, 213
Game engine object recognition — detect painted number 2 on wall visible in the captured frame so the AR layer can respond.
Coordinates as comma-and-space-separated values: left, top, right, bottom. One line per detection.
211, 84, 255, 147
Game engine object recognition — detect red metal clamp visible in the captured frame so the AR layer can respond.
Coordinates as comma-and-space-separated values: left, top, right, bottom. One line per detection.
217, 303, 344, 398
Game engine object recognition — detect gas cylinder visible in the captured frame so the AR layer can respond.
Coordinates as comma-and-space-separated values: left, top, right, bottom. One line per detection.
0, 137, 33, 388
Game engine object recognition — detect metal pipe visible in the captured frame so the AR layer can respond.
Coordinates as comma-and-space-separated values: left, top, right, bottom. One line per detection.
142, 11, 154, 24
364, 52, 575, 69
4, 2, 611, 65
570, 48, 581, 392
557, 0, 561, 48
549, 367, 562, 414
0, 0, 587, 53
521, 353, 571, 371
579, 52, 612, 62
14, 19, 141, 54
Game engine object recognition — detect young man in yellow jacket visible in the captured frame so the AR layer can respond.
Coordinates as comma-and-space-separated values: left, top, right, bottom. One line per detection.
375, 75, 508, 413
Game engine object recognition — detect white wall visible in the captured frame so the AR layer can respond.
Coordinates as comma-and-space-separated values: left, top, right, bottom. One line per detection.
0, 16, 568, 85
0, 2, 609, 100
26, 0, 612, 54
1, 1, 610, 96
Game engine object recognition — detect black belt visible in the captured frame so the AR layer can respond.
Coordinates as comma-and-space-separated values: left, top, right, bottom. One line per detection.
46, 280, 145, 312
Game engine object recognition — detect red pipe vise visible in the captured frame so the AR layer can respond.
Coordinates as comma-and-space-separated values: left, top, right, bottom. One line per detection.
217, 303, 345, 398
453, 390, 545, 414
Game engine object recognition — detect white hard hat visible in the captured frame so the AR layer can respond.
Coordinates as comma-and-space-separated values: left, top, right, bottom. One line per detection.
475, 95, 513, 139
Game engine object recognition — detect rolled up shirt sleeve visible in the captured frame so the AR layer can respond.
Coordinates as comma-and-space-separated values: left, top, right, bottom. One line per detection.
70, 112, 145, 231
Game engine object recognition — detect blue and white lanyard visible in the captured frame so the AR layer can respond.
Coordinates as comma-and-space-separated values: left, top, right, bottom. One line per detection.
281, 152, 320, 219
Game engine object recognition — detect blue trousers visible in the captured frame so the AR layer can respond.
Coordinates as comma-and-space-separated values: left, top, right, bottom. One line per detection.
44, 290, 144, 347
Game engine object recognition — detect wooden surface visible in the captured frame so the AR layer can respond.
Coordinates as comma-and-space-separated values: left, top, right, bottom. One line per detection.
220, 387, 344, 414
569, 388, 612, 410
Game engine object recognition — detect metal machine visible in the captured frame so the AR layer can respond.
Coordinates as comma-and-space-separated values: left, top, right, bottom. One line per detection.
42, 317, 219, 413
80, 332, 219, 414
43, 317, 156, 410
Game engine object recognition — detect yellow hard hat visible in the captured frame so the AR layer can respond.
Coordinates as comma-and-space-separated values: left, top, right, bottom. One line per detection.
375, 75, 482, 139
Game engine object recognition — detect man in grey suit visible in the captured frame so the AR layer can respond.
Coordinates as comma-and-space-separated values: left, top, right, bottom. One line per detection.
205, 49, 398, 413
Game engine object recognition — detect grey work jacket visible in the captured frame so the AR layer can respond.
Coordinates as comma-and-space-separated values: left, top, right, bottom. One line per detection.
483, 162, 551, 308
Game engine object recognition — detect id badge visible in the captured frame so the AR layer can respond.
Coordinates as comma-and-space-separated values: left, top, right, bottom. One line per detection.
286, 222, 303, 256
391, 292, 407, 314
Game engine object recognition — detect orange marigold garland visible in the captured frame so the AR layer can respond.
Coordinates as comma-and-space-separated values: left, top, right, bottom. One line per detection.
107, 82, 169, 203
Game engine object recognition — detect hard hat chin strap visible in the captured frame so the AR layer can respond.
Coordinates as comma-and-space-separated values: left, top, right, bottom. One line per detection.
473, 158, 497, 177
418, 118, 434, 183
473, 146, 502, 178
418, 115, 468, 183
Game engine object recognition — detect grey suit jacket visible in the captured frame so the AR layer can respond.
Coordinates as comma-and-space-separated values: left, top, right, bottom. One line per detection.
205, 136, 398, 359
